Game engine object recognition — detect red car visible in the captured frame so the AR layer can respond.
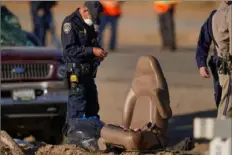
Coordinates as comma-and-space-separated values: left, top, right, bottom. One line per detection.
1, 6, 68, 144
1, 46, 68, 144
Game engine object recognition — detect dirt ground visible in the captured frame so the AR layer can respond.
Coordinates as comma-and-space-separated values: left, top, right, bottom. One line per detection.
0, 137, 207, 155
1, 1, 221, 155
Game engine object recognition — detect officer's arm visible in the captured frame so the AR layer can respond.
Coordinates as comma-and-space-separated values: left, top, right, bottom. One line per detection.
94, 33, 102, 48
92, 26, 102, 48
61, 22, 95, 62
195, 14, 213, 68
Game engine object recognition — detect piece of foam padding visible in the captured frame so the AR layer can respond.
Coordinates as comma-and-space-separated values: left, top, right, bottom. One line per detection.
99, 124, 166, 151
0, 130, 25, 155
99, 124, 141, 150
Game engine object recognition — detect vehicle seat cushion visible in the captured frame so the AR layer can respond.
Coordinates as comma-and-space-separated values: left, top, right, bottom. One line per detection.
131, 56, 171, 119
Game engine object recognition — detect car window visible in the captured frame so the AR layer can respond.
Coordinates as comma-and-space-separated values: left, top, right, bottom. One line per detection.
0, 6, 36, 47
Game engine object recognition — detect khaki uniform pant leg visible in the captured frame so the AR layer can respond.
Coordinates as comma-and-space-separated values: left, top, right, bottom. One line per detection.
217, 73, 232, 119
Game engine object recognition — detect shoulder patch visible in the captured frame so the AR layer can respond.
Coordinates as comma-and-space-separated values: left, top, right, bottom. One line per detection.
63, 22, 71, 34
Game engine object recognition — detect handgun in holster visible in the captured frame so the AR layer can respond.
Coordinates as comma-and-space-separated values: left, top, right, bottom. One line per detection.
92, 59, 100, 78
208, 56, 215, 71
208, 56, 220, 79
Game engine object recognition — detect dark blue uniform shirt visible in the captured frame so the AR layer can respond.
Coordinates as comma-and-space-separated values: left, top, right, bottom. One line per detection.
61, 9, 100, 65
195, 10, 217, 68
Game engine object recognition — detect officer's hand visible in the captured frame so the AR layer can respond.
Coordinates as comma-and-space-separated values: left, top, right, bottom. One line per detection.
93, 48, 108, 58
199, 67, 210, 78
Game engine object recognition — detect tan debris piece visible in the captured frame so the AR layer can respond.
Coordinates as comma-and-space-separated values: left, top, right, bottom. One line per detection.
0, 130, 25, 155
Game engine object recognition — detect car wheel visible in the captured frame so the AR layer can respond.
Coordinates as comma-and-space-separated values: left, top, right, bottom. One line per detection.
34, 117, 65, 144
34, 129, 63, 145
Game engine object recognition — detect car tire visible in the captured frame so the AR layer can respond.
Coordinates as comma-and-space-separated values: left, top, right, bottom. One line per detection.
34, 117, 65, 144
33, 128, 63, 145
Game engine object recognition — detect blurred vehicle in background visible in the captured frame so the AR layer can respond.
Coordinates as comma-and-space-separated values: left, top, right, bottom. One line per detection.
0, 5, 68, 144
1, 5, 41, 47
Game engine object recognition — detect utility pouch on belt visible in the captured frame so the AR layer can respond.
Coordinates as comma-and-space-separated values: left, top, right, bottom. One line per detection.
80, 64, 91, 75
217, 56, 232, 75
80, 63, 98, 77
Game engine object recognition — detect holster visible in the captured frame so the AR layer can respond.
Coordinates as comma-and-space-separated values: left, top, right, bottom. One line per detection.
66, 63, 98, 78
216, 56, 232, 75
208, 56, 219, 80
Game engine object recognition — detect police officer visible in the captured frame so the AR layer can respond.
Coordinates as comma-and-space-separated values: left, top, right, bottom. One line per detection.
212, 0, 232, 119
61, 1, 107, 149
196, 10, 222, 108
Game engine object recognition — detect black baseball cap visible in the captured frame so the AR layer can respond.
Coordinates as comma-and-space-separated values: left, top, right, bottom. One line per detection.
84, 1, 104, 24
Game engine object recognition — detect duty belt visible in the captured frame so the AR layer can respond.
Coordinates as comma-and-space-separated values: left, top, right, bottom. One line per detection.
66, 63, 97, 77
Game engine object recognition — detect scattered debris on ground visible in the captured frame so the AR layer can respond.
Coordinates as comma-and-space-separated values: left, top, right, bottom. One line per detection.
0, 130, 25, 155
0, 130, 207, 155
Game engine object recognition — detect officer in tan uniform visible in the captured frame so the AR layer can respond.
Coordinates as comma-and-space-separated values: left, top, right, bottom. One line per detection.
212, 0, 232, 119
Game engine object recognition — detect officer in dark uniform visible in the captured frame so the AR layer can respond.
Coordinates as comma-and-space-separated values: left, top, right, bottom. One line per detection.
195, 10, 222, 108
61, 1, 107, 150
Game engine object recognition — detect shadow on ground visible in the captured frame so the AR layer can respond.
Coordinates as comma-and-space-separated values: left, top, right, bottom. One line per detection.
167, 109, 217, 145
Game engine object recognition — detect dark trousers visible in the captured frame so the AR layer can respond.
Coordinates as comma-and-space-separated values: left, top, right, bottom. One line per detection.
66, 77, 99, 120
32, 11, 60, 47
64, 77, 102, 149
213, 78, 222, 108
158, 6, 176, 50
209, 57, 222, 108
32, 11, 52, 46
99, 15, 119, 50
